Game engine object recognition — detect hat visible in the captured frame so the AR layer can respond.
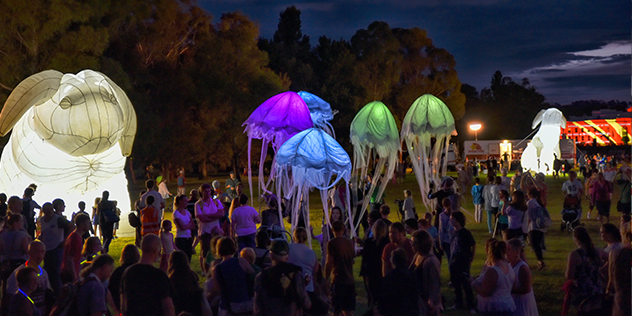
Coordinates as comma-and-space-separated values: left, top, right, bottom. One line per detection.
270, 239, 289, 256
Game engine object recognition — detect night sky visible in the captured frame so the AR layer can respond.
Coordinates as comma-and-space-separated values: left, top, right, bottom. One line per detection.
200, 0, 631, 105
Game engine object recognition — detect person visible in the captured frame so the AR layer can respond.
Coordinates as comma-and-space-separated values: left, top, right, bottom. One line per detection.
71, 201, 94, 240
211, 237, 255, 315
381, 222, 414, 276
5, 241, 50, 315
254, 230, 272, 270
564, 227, 604, 312
507, 238, 538, 316
230, 194, 261, 251
411, 229, 442, 316
600, 223, 623, 256
173, 194, 195, 261
503, 190, 528, 241
359, 219, 388, 307
606, 229, 631, 316
0, 213, 31, 278
168, 250, 207, 316
108, 244, 139, 310
92, 197, 101, 240
158, 178, 173, 206
584, 169, 599, 219
379, 204, 392, 226
0, 193, 7, 218
429, 177, 456, 227
510, 168, 522, 193
614, 167, 631, 216
121, 234, 175, 316
592, 172, 613, 224
21, 187, 40, 238
438, 198, 454, 263
176, 170, 186, 196
61, 214, 91, 284
482, 175, 495, 234
186, 189, 200, 251
37, 202, 72, 294
139, 179, 166, 221
497, 190, 510, 237
325, 220, 356, 316
472, 239, 516, 316
196, 183, 225, 275
287, 227, 320, 312
490, 176, 506, 226
8, 266, 40, 316
97, 191, 116, 253
76, 254, 115, 316
160, 220, 177, 272
377, 248, 420, 316
500, 168, 511, 189
471, 177, 484, 223
140, 195, 160, 236
526, 189, 546, 270
402, 189, 416, 220
225, 171, 240, 199
562, 171, 584, 200
328, 182, 346, 212
449, 211, 476, 313
254, 239, 311, 316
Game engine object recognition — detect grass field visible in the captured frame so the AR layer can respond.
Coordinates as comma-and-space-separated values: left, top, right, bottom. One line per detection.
107, 170, 625, 316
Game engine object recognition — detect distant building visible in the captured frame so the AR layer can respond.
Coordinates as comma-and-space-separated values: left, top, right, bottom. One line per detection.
562, 108, 631, 146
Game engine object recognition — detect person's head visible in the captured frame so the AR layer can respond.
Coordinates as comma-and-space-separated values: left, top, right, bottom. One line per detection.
412, 229, 433, 255
23, 187, 34, 199
167, 250, 191, 275
6, 213, 23, 231
80, 254, 115, 281
16, 267, 38, 294
240, 247, 256, 264
101, 191, 109, 201
331, 206, 343, 222
145, 179, 155, 190
239, 194, 248, 206
27, 240, 46, 265
501, 168, 508, 176
74, 213, 91, 232
332, 220, 345, 235
140, 234, 162, 262
236, 183, 244, 195
389, 222, 406, 243
573, 226, 594, 249
404, 189, 412, 198
217, 237, 237, 257
78, 201, 86, 211
516, 168, 522, 175
211, 236, 222, 257
82, 236, 102, 257
600, 223, 621, 243
120, 244, 140, 266
94, 197, 101, 207
506, 238, 524, 262
418, 219, 429, 230
293, 227, 308, 244
146, 195, 155, 206
372, 219, 387, 240
569, 170, 577, 180
499, 189, 509, 201
487, 239, 507, 262
528, 187, 541, 202
7, 196, 21, 214
41, 202, 53, 217
404, 218, 418, 234
200, 183, 212, 199
474, 177, 480, 185
380, 204, 390, 217
390, 248, 408, 270
368, 210, 382, 227
175, 194, 188, 209
510, 190, 526, 210
495, 176, 502, 185
424, 212, 432, 222
230, 171, 236, 180
189, 189, 199, 200
270, 239, 289, 263
442, 198, 451, 211
52, 198, 66, 214
487, 175, 495, 184
450, 211, 466, 229
212, 180, 220, 190
161, 220, 172, 232
597, 172, 605, 182
255, 229, 270, 248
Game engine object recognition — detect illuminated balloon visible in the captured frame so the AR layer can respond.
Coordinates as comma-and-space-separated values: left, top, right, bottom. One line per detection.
400, 94, 456, 209
297, 91, 336, 137
0, 70, 136, 235
521, 108, 566, 174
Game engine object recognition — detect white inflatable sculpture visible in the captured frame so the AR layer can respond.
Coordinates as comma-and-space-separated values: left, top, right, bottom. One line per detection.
0, 70, 137, 234
521, 108, 566, 174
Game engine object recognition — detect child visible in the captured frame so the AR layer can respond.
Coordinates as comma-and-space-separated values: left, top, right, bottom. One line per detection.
497, 190, 509, 238
439, 198, 455, 262
160, 220, 177, 271
80, 236, 103, 270
471, 177, 484, 223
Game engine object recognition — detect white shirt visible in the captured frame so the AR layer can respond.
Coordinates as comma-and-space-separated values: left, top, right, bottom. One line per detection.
173, 209, 192, 238
195, 198, 224, 235
230, 205, 258, 236
562, 179, 583, 197
403, 197, 415, 220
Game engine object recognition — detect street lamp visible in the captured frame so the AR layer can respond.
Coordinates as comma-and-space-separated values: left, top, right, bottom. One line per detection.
469, 123, 482, 141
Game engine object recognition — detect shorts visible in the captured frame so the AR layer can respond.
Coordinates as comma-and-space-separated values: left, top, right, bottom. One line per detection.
331, 283, 356, 312
200, 233, 212, 257
596, 200, 611, 217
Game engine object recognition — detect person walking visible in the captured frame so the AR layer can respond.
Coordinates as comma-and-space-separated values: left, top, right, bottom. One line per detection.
448, 211, 476, 313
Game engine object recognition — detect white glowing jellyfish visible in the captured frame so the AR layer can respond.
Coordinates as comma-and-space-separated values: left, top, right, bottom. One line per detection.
521, 108, 566, 174
0, 70, 136, 234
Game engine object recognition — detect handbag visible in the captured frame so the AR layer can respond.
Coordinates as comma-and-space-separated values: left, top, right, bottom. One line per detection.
128, 212, 141, 228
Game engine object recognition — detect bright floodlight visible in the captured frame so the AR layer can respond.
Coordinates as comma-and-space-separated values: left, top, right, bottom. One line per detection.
469, 123, 482, 131
0, 70, 137, 235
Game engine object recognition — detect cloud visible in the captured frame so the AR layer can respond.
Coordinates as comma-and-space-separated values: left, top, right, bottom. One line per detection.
293, 2, 335, 11
570, 41, 631, 57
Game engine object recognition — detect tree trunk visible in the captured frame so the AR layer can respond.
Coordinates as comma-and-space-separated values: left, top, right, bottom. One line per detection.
128, 158, 137, 185
202, 160, 208, 178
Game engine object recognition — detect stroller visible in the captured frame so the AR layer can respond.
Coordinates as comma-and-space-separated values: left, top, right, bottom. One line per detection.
561, 195, 582, 232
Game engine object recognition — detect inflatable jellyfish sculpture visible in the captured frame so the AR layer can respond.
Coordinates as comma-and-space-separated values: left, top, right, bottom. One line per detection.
350, 101, 399, 226
275, 128, 352, 244
521, 108, 566, 174
242, 92, 313, 203
0, 70, 137, 235
400, 94, 456, 209
297, 91, 337, 137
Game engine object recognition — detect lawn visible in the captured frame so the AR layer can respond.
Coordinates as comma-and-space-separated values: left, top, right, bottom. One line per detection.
107, 170, 624, 316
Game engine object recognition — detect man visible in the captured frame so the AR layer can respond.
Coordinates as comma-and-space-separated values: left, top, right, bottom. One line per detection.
287, 227, 320, 313
500, 168, 511, 189
448, 211, 476, 313
379, 204, 392, 226
254, 239, 311, 316
225, 171, 240, 199
53, 198, 72, 238
381, 222, 414, 276
6, 240, 51, 315
22, 187, 40, 238
510, 168, 522, 193
38, 202, 73, 294
121, 234, 175, 316
139, 179, 165, 220
72, 201, 94, 240
325, 220, 356, 316
8, 195, 27, 231
195, 183, 225, 273
61, 214, 92, 283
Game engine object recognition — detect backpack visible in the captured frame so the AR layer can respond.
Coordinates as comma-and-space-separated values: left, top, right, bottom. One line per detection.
49, 278, 86, 316
533, 205, 552, 230
103, 208, 120, 223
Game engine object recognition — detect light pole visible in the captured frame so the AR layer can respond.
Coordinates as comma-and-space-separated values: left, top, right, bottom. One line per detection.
469, 123, 482, 141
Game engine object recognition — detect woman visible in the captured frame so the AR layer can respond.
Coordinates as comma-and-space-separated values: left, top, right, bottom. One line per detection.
80, 237, 102, 269
564, 227, 604, 310
76, 255, 116, 316
411, 229, 442, 316
507, 238, 538, 316
169, 250, 210, 315
601, 223, 623, 257
230, 194, 261, 251
472, 239, 516, 316
0, 214, 30, 286
503, 190, 528, 241
108, 244, 140, 310
359, 219, 389, 307
211, 237, 255, 315
592, 173, 613, 225
584, 169, 599, 219
173, 194, 195, 261
526, 188, 546, 270
92, 197, 101, 239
